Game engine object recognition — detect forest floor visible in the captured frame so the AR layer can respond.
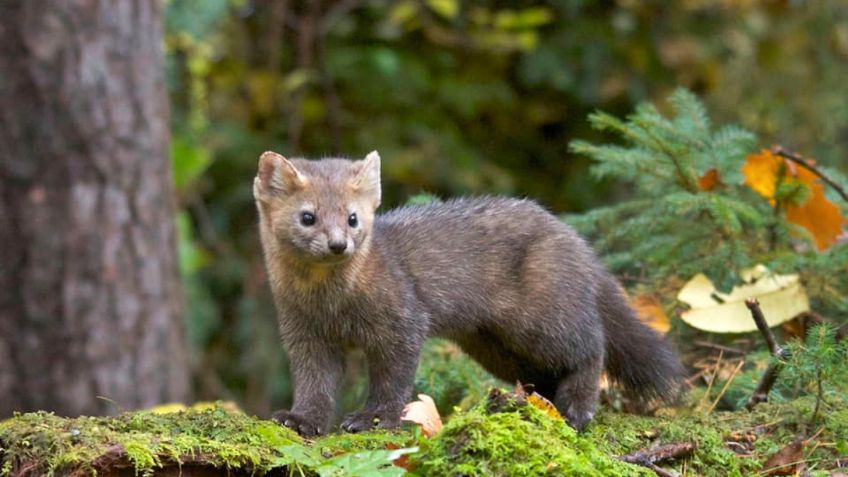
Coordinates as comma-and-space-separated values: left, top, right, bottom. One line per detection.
1, 386, 847, 477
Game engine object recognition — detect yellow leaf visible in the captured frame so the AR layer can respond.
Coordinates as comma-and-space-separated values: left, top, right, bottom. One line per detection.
527, 392, 562, 420
148, 403, 187, 414
742, 149, 846, 250
631, 295, 671, 334
146, 401, 242, 414
676, 265, 809, 333
401, 394, 443, 437
742, 149, 782, 203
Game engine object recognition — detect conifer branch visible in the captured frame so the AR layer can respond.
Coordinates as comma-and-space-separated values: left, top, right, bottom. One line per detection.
772, 146, 848, 203
644, 127, 697, 193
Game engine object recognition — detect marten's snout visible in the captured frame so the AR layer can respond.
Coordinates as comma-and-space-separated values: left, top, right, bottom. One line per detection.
328, 240, 347, 254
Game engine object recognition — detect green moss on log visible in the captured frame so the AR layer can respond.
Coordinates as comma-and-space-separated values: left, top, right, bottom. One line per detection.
412, 397, 653, 476
2, 392, 846, 476
0, 404, 300, 476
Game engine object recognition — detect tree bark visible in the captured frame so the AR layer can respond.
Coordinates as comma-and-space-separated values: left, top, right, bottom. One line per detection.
0, 0, 189, 416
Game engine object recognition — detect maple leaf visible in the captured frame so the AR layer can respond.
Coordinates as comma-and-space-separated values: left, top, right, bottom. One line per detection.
742, 149, 846, 250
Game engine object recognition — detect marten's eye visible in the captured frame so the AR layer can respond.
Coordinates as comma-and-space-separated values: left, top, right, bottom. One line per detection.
348, 213, 358, 228
300, 212, 316, 226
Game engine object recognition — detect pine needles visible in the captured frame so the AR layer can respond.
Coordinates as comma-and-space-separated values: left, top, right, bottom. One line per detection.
568, 87, 848, 313
569, 88, 763, 291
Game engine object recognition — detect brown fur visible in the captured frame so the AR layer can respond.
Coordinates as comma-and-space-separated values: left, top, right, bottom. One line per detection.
254, 151, 684, 437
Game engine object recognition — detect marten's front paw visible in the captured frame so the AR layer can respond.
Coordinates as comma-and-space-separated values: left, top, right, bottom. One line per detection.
341, 409, 401, 433
271, 410, 324, 437
564, 408, 595, 432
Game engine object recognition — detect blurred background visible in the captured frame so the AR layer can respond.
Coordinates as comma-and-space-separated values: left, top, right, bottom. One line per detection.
2, 0, 847, 419
170, 0, 848, 417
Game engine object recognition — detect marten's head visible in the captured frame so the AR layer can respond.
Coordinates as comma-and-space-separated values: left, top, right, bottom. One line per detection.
254, 151, 381, 265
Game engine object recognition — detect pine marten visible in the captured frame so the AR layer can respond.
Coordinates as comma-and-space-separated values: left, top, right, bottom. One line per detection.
254, 150, 683, 436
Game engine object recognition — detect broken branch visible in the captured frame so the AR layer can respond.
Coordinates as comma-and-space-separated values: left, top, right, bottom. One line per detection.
619, 441, 697, 475
745, 298, 789, 410
772, 146, 848, 203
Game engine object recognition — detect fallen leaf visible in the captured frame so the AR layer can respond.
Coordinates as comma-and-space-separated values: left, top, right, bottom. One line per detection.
698, 168, 720, 191
148, 403, 187, 414
527, 392, 562, 420
146, 401, 242, 414
401, 394, 442, 437
677, 265, 809, 333
385, 443, 416, 471
762, 438, 805, 476
631, 295, 671, 334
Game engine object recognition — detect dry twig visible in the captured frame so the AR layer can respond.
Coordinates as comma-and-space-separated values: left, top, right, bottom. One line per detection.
745, 298, 789, 410
771, 146, 848, 203
619, 441, 697, 476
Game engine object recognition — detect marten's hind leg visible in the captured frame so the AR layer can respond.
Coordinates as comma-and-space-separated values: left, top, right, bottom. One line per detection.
552, 353, 603, 431
451, 331, 525, 383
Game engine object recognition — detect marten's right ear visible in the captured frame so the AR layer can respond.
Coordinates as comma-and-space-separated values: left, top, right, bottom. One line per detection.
254, 151, 307, 199
351, 151, 381, 207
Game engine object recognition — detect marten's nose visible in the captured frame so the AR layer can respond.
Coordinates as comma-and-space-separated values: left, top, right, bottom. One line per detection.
328, 240, 347, 254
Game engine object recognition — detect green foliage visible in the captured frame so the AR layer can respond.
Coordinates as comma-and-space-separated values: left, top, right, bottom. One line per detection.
405, 193, 442, 206
414, 339, 501, 415
568, 89, 848, 313
568, 89, 764, 291
316, 448, 415, 477
272, 443, 417, 477
777, 324, 848, 425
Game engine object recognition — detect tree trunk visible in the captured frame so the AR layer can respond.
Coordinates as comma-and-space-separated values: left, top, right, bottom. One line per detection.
0, 0, 189, 416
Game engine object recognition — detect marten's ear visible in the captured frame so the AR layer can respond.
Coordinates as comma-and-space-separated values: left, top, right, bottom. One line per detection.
351, 151, 381, 207
255, 151, 307, 199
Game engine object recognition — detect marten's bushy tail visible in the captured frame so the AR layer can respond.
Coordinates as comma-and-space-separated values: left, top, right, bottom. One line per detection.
598, 275, 685, 403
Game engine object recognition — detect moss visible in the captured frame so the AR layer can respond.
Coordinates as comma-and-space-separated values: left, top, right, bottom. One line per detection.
313, 428, 413, 456
586, 394, 848, 477
587, 410, 756, 477
0, 403, 300, 476
413, 399, 652, 476
3, 392, 847, 476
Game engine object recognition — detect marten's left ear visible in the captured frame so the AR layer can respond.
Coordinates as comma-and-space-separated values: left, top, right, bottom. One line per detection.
352, 151, 381, 207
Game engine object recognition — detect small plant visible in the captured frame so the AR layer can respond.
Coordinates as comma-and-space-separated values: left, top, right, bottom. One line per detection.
778, 323, 848, 426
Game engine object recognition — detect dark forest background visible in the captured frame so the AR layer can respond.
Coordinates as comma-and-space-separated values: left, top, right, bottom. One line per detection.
166, 0, 848, 416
